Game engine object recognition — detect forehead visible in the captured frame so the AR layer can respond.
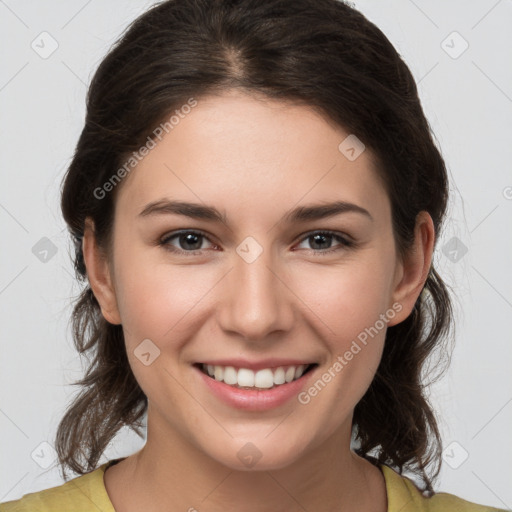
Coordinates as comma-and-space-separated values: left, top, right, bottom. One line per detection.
115, 89, 390, 226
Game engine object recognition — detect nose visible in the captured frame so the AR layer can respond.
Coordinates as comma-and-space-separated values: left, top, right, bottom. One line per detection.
216, 247, 295, 343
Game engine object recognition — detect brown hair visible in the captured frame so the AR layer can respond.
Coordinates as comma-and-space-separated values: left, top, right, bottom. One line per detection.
57, 0, 453, 494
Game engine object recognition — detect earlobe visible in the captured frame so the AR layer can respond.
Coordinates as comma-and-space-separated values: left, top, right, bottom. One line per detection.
82, 217, 122, 325
386, 211, 435, 327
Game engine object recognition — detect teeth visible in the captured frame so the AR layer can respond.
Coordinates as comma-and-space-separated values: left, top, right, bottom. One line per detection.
214, 366, 224, 381
223, 366, 238, 385
202, 363, 311, 389
238, 368, 255, 387
273, 367, 285, 385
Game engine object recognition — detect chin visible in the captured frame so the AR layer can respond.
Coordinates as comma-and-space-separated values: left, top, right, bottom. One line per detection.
203, 436, 308, 472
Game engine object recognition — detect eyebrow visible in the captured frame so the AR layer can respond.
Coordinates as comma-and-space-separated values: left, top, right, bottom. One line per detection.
138, 199, 373, 225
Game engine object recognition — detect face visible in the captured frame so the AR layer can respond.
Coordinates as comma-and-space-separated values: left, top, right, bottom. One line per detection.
88, 89, 424, 471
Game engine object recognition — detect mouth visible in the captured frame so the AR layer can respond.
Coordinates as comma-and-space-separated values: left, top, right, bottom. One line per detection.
194, 362, 318, 391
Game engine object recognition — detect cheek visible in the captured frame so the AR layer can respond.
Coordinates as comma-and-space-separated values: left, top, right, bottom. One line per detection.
112, 246, 217, 342
291, 253, 394, 401
293, 264, 391, 425
294, 255, 395, 342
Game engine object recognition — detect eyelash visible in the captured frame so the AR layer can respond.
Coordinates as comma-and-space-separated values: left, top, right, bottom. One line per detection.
158, 229, 355, 257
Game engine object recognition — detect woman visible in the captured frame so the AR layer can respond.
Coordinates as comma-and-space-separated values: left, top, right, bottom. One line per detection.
1, 0, 506, 511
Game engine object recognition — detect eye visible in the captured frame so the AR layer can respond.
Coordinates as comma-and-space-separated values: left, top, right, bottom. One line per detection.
158, 229, 355, 256
294, 230, 354, 256
159, 230, 216, 254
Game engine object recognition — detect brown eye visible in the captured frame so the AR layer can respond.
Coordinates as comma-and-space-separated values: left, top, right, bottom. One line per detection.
159, 230, 215, 254
295, 230, 354, 256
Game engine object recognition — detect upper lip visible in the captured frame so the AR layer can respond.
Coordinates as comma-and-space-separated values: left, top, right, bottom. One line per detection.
196, 359, 317, 371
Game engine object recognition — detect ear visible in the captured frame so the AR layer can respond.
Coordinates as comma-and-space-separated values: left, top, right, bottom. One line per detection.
82, 217, 122, 325
386, 211, 435, 327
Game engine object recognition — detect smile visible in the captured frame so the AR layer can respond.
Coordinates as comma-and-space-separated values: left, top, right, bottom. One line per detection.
197, 363, 317, 390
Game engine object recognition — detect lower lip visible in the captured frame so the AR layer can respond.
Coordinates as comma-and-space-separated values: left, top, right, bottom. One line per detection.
194, 365, 317, 411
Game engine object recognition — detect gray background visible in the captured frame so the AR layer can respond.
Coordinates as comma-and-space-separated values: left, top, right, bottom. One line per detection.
1, 0, 511, 508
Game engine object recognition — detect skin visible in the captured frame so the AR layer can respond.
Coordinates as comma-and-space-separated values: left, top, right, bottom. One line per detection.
83, 89, 434, 512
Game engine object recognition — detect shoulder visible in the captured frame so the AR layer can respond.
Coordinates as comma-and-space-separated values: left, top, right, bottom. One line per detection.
380, 464, 508, 512
0, 462, 115, 512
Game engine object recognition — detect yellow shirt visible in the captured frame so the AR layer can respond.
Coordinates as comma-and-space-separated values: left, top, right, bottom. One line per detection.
0, 460, 507, 511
